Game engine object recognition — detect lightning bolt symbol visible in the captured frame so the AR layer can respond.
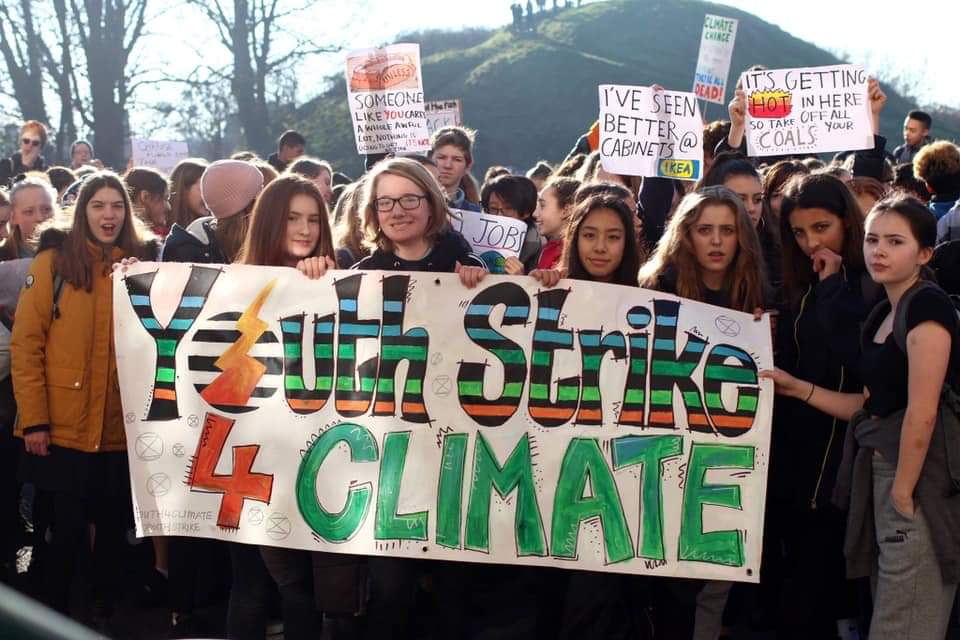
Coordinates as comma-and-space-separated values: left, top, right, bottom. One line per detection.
201, 279, 277, 408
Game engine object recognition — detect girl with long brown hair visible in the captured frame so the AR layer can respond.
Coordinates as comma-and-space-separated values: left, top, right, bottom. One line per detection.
167, 158, 208, 228
639, 186, 768, 312
11, 171, 155, 625
767, 172, 878, 639
240, 174, 360, 639
638, 185, 768, 639
239, 174, 335, 271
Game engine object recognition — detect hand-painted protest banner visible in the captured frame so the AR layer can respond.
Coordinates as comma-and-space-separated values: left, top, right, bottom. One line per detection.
449, 208, 527, 273
130, 138, 189, 174
599, 85, 704, 182
692, 14, 738, 105
741, 64, 872, 157
345, 43, 429, 155
424, 99, 463, 135
114, 264, 774, 582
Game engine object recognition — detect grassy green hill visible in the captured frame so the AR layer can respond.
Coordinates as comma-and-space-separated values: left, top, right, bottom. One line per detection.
295, 0, 960, 177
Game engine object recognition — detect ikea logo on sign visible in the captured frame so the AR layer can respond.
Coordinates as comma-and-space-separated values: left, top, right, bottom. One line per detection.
657, 160, 700, 180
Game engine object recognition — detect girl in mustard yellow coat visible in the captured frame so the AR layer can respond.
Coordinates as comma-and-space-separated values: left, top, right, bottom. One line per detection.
12, 171, 156, 624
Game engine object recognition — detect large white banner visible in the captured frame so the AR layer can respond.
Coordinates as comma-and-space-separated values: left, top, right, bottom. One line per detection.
115, 264, 773, 582
741, 64, 873, 157
345, 43, 430, 154
692, 14, 738, 105
599, 84, 704, 182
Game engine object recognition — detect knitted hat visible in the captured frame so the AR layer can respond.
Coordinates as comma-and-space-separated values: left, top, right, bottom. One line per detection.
200, 160, 264, 219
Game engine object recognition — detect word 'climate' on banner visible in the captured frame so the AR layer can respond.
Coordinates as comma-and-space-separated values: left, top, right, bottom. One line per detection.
692, 14, 738, 105
598, 84, 704, 182
130, 138, 189, 175
741, 64, 873, 157
114, 263, 774, 583
345, 43, 429, 155
424, 99, 463, 135
449, 208, 528, 273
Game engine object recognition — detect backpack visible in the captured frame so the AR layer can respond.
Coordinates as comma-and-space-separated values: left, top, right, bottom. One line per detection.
878, 280, 960, 491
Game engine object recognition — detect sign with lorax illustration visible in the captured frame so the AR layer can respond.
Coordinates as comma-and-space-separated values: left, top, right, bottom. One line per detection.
115, 264, 775, 583
345, 43, 429, 154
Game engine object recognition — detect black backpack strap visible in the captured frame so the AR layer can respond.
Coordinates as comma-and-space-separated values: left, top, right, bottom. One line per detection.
892, 280, 952, 354
52, 271, 65, 320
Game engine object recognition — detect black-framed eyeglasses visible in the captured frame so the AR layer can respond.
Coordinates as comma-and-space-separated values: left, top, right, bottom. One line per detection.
21, 138, 41, 147
375, 194, 427, 213
486, 206, 518, 217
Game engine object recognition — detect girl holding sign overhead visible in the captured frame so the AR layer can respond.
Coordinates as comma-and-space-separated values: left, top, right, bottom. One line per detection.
768, 172, 878, 638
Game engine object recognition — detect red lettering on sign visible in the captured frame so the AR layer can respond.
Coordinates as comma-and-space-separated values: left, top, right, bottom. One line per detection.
187, 413, 274, 529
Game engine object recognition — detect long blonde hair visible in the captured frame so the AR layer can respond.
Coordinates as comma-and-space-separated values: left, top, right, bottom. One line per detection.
639, 186, 767, 312
333, 179, 368, 261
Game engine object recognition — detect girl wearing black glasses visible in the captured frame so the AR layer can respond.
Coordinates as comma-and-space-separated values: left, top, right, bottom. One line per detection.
352, 157, 486, 275
350, 157, 486, 639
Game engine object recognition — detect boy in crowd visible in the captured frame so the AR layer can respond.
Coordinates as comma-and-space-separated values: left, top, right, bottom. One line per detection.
429, 126, 481, 211
267, 129, 306, 173
893, 110, 932, 164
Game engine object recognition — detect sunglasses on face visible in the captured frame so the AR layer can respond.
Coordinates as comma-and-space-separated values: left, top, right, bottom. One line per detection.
21, 138, 41, 147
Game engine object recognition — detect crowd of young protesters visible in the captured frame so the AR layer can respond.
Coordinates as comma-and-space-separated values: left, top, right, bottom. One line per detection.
0, 69, 958, 640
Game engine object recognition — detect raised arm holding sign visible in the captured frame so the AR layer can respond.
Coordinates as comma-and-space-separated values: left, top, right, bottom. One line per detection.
741, 64, 873, 157
598, 84, 704, 181
345, 43, 430, 155
693, 14, 738, 105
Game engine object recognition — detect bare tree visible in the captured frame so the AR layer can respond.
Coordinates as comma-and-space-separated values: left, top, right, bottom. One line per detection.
39, 0, 80, 162
66, 0, 150, 168
187, 0, 344, 154
149, 77, 237, 159
0, 2, 51, 131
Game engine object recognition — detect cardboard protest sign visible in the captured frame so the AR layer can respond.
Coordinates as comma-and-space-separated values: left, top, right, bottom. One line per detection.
345, 43, 430, 155
130, 138, 189, 174
599, 85, 704, 182
693, 14, 738, 105
741, 64, 873, 157
115, 264, 774, 582
449, 208, 527, 273
424, 99, 463, 135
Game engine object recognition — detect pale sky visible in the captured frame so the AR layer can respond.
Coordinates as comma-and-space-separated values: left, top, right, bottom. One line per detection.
280, 0, 956, 106
8, 1, 957, 135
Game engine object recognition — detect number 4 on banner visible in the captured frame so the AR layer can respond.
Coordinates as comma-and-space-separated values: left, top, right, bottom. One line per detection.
187, 413, 274, 529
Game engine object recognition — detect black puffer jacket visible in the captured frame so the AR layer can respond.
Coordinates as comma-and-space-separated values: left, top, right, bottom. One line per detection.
160, 216, 226, 264
352, 230, 486, 272
771, 267, 881, 511
0, 152, 47, 187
